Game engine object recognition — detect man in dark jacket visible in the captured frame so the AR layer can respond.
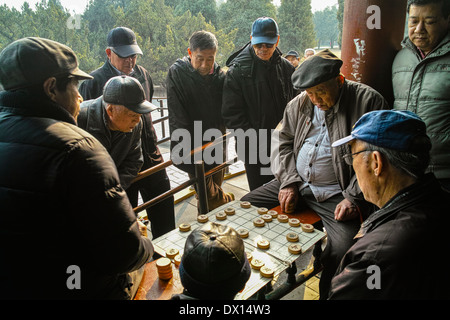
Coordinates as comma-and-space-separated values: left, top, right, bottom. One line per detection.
0, 37, 153, 299
79, 27, 174, 239
167, 30, 234, 212
222, 17, 296, 191
78, 75, 157, 190
330, 110, 450, 299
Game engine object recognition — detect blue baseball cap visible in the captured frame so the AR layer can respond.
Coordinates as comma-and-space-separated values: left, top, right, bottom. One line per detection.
332, 110, 428, 151
251, 17, 279, 45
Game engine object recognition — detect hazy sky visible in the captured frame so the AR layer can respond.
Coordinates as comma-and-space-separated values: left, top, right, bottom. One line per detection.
2, 0, 339, 14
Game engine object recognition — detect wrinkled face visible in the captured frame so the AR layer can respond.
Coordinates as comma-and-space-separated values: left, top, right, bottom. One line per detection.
188, 47, 216, 76
106, 104, 141, 132
106, 48, 137, 75
286, 55, 299, 68
348, 140, 376, 205
305, 76, 343, 111
54, 77, 83, 120
251, 36, 280, 61
408, 2, 450, 55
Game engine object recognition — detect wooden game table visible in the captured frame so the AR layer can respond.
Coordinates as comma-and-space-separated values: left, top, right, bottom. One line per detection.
133, 201, 325, 300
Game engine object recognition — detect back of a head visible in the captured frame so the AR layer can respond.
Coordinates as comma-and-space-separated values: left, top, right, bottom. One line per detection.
179, 222, 251, 299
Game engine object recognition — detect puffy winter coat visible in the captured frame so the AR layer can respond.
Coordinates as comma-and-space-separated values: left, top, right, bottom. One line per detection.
0, 90, 153, 299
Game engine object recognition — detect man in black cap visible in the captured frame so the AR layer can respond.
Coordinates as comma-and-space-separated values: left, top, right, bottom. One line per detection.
0, 37, 153, 299
285, 50, 300, 69
171, 222, 251, 300
78, 75, 157, 190
222, 17, 296, 191
167, 30, 234, 212
241, 49, 388, 299
79, 27, 175, 239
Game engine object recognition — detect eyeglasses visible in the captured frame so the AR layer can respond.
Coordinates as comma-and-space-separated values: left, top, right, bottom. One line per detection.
254, 43, 275, 49
343, 149, 370, 166
113, 51, 137, 60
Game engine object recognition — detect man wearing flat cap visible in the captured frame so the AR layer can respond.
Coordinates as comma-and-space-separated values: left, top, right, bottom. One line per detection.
329, 110, 450, 299
171, 222, 251, 300
222, 17, 297, 191
78, 75, 157, 190
0, 37, 153, 299
241, 49, 389, 299
79, 27, 175, 239
285, 50, 301, 69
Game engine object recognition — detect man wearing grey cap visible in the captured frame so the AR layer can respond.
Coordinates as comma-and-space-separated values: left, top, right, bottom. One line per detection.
329, 110, 450, 299
78, 75, 157, 190
79, 27, 175, 239
0, 37, 153, 299
241, 49, 388, 299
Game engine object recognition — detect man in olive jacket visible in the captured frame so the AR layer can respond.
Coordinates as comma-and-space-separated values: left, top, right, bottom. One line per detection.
222, 17, 296, 191
0, 37, 153, 299
392, 0, 450, 191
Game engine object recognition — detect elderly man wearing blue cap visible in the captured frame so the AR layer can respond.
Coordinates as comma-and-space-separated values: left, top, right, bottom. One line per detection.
222, 17, 297, 191
329, 110, 450, 299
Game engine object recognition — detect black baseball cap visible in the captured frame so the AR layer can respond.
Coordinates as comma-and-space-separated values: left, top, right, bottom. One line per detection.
0, 37, 92, 90
102, 76, 156, 114
107, 27, 143, 58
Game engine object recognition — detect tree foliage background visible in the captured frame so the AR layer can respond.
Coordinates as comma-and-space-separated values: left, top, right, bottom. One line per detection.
0, 0, 343, 86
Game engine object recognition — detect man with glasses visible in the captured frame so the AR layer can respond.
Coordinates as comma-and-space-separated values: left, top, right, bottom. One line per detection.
79, 27, 175, 239
222, 17, 297, 191
167, 31, 234, 212
329, 110, 450, 299
241, 49, 388, 299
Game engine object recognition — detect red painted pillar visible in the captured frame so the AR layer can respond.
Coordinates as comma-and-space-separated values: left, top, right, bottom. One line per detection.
340, 0, 407, 106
